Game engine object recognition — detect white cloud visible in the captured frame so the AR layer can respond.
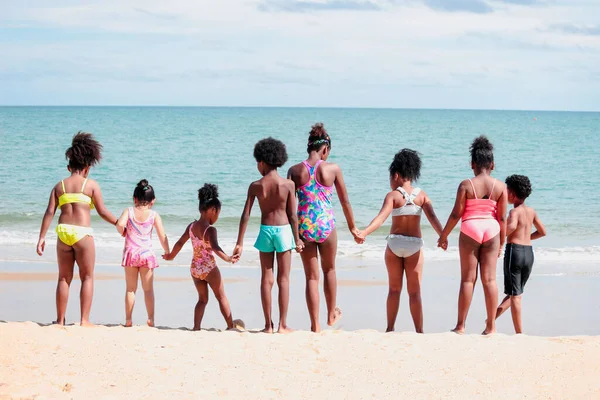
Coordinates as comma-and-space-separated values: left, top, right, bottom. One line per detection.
0, 0, 599, 110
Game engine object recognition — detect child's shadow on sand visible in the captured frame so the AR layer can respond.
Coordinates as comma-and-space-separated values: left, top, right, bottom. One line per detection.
0, 320, 246, 333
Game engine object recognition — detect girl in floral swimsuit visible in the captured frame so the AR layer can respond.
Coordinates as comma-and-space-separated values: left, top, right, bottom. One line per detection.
163, 184, 238, 331
287, 123, 361, 333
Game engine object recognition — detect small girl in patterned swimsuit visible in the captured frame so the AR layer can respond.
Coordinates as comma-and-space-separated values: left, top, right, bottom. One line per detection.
116, 179, 170, 327
163, 184, 238, 331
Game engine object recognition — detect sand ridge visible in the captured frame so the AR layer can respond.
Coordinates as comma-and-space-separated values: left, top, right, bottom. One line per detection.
1, 322, 599, 399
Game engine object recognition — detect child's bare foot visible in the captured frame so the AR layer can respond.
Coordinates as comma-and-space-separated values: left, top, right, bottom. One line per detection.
192, 326, 201, 331
146, 319, 154, 327
277, 325, 294, 334
482, 329, 496, 335
327, 307, 343, 327
52, 318, 66, 326
80, 320, 95, 327
451, 327, 465, 335
124, 320, 133, 327
261, 320, 274, 333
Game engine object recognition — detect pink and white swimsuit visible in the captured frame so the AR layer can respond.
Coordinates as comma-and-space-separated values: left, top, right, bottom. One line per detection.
122, 207, 158, 269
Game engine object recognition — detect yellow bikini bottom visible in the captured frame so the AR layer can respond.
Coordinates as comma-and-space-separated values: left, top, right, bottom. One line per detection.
56, 224, 94, 246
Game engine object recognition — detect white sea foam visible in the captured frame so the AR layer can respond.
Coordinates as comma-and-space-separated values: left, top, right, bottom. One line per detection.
2, 229, 600, 264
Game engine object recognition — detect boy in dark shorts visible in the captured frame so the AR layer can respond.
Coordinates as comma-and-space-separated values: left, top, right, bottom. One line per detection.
234, 138, 303, 333
495, 175, 546, 333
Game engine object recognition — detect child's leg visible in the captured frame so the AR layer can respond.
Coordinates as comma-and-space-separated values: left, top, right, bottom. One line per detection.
56, 240, 76, 325
139, 268, 155, 327
385, 247, 404, 332
454, 233, 480, 334
495, 295, 512, 320
124, 267, 139, 327
479, 236, 500, 335
73, 236, 96, 327
510, 295, 523, 333
404, 249, 424, 333
192, 277, 209, 331
318, 229, 342, 327
276, 250, 292, 333
206, 268, 234, 329
300, 242, 321, 332
259, 251, 275, 333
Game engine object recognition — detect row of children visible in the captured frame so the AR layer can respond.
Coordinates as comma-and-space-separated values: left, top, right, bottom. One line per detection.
37, 125, 545, 334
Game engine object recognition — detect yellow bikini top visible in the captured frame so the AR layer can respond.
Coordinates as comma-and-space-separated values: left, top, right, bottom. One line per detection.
58, 179, 95, 210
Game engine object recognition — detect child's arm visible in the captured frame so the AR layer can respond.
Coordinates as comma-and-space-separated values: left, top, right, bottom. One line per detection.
162, 223, 191, 260
506, 209, 518, 237
116, 209, 128, 236
333, 164, 360, 239
361, 192, 395, 238
37, 187, 58, 256
153, 213, 170, 254
286, 180, 303, 252
421, 192, 444, 236
89, 180, 118, 226
234, 183, 256, 257
438, 181, 468, 249
530, 211, 547, 240
206, 226, 234, 263
496, 184, 508, 256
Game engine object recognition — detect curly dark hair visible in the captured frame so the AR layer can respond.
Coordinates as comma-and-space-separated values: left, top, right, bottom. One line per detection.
389, 149, 422, 181
198, 183, 221, 211
470, 135, 494, 169
307, 122, 331, 154
65, 131, 103, 171
133, 179, 155, 205
505, 175, 532, 200
253, 137, 288, 168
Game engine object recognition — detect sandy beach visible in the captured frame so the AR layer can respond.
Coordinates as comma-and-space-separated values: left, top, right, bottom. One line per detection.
1, 322, 599, 399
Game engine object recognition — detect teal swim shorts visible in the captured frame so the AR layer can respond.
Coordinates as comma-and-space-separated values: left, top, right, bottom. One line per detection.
254, 225, 295, 253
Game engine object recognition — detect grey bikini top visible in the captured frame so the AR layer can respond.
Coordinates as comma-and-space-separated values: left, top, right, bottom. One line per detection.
391, 187, 422, 217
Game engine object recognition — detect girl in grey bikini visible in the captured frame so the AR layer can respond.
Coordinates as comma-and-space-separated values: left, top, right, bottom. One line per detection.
357, 149, 444, 333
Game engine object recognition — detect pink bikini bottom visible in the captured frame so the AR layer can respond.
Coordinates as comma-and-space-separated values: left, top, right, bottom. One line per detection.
460, 219, 500, 244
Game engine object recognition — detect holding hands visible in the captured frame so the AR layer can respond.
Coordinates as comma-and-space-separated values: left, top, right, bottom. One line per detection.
437, 235, 448, 251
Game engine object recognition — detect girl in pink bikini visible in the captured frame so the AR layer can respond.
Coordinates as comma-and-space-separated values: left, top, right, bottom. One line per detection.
116, 179, 170, 327
287, 123, 361, 332
438, 136, 507, 335
163, 184, 237, 331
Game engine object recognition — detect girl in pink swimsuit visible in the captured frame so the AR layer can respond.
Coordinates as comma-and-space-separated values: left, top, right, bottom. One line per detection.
163, 184, 238, 331
116, 179, 170, 327
438, 136, 507, 335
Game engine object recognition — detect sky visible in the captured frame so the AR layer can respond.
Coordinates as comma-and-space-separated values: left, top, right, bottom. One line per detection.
1, 0, 599, 110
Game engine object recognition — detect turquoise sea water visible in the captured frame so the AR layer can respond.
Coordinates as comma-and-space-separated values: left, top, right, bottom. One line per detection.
1, 107, 599, 266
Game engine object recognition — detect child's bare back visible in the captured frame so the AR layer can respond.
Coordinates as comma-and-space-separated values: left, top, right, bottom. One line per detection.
251, 173, 296, 226
506, 204, 538, 246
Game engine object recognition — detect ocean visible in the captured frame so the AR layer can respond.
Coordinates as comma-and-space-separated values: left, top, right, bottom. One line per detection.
1, 106, 599, 265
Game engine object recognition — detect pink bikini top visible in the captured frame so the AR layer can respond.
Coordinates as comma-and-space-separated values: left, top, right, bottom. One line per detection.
462, 179, 498, 221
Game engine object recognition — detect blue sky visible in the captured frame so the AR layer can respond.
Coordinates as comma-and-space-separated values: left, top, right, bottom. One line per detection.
1, 0, 599, 110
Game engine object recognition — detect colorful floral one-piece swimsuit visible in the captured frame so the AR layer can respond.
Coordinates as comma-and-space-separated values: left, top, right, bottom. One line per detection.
297, 160, 336, 243
189, 224, 217, 280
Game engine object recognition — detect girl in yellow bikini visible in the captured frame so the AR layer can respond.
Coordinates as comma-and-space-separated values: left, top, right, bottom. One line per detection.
37, 132, 118, 326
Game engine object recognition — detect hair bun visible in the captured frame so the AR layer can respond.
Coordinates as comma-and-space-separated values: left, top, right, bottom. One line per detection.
309, 122, 327, 139
198, 183, 219, 204
472, 135, 493, 152
137, 179, 149, 188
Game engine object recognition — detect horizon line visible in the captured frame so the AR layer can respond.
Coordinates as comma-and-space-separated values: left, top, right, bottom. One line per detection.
0, 105, 598, 113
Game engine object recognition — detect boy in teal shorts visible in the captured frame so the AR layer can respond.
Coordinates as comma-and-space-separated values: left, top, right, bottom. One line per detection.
234, 137, 303, 333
